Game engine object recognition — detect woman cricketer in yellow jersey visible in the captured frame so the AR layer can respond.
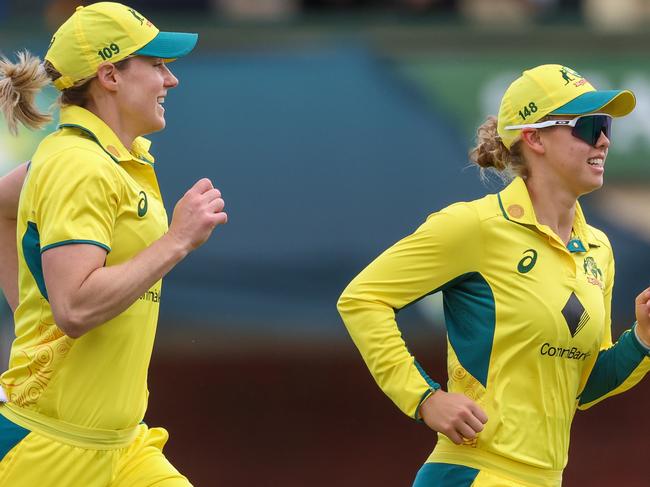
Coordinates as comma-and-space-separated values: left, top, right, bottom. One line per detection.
338, 64, 650, 487
0, 3, 226, 486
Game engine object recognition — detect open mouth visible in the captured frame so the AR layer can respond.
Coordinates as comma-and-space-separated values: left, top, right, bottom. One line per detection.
587, 157, 604, 168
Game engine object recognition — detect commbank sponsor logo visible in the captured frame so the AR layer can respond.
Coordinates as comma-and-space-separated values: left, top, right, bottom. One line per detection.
139, 288, 161, 303
540, 342, 590, 361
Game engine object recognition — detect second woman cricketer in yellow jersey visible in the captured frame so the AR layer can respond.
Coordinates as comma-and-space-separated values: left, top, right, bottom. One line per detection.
338, 64, 650, 487
0, 2, 226, 486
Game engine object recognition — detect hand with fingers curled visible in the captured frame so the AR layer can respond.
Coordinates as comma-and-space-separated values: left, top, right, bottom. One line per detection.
419, 390, 488, 445
634, 287, 650, 347
167, 178, 228, 253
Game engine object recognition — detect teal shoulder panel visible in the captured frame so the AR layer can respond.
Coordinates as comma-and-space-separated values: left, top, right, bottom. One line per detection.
0, 413, 30, 461
22, 221, 48, 301
412, 462, 479, 487
578, 328, 647, 405
441, 272, 496, 388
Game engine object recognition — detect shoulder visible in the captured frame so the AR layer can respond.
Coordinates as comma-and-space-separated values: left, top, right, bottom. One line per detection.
586, 224, 612, 252
422, 193, 501, 229
31, 131, 120, 182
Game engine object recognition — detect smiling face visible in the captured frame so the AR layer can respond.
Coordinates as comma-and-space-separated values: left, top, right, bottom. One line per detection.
115, 56, 179, 137
524, 117, 610, 198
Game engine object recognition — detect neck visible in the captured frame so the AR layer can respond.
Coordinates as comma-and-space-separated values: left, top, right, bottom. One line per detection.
84, 98, 135, 150
525, 175, 577, 244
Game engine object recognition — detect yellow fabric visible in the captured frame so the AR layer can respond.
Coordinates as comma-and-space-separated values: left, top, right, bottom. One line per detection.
46, 3, 159, 90
1, 105, 168, 444
0, 423, 191, 487
338, 176, 650, 482
496, 64, 635, 148
471, 468, 547, 487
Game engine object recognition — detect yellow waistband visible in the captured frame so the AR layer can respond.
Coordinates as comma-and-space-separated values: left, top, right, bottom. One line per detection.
0, 403, 139, 450
428, 440, 563, 487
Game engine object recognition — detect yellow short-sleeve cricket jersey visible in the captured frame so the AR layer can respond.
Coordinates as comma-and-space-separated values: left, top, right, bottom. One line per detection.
0, 105, 168, 448
338, 177, 650, 486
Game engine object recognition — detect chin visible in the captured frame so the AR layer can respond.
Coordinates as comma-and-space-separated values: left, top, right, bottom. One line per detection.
144, 119, 166, 135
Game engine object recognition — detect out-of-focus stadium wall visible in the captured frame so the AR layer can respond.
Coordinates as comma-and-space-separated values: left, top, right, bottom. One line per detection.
1, 18, 650, 486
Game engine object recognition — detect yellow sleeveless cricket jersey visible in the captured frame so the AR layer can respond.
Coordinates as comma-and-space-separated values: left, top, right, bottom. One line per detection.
0, 105, 168, 448
338, 177, 650, 486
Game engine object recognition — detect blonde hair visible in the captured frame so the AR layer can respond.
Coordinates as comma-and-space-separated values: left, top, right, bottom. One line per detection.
0, 50, 133, 136
0, 51, 52, 135
469, 115, 527, 181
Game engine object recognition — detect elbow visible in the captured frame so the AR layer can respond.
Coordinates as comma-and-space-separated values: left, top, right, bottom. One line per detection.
52, 307, 91, 339
337, 290, 353, 319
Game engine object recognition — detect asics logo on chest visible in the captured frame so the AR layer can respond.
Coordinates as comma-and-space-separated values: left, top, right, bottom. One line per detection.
138, 191, 148, 217
517, 249, 537, 274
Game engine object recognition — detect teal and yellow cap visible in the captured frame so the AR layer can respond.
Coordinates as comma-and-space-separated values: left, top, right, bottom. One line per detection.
45, 2, 198, 91
497, 64, 635, 149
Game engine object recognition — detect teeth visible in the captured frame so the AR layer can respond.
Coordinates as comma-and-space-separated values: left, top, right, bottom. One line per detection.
157, 97, 165, 104
587, 158, 603, 167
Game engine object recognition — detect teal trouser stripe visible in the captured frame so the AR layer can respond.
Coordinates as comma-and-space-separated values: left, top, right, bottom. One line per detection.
0, 413, 30, 461
412, 462, 479, 487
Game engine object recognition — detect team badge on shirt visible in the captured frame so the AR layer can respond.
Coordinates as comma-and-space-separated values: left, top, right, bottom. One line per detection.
583, 257, 604, 290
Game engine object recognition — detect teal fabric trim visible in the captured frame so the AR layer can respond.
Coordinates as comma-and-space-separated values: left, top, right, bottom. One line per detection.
41, 239, 111, 253
22, 222, 48, 300
0, 412, 30, 461
567, 238, 586, 253
578, 328, 647, 406
497, 193, 510, 220
414, 387, 438, 423
412, 462, 479, 487
441, 273, 496, 388
414, 359, 441, 391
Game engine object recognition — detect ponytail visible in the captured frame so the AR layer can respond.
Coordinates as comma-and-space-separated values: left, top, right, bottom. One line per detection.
0, 50, 52, 135
469, 115, 527, 181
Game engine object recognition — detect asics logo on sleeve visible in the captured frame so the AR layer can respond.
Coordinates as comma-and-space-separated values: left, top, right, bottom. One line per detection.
138, 191, 148, 217
517, 249, 538, 274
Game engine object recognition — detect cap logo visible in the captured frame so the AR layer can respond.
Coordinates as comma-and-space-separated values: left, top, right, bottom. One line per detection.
128, 8, 145, 25
560, 67, 588, 88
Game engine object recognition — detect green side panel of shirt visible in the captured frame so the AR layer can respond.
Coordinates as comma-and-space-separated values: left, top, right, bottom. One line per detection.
579, 328, 648, 405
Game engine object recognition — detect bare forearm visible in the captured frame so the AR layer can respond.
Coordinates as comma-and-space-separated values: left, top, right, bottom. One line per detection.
45, 177, 226, 338
0, 217, 18, 312
0, 163, 27, 312
53, 232, 187, 337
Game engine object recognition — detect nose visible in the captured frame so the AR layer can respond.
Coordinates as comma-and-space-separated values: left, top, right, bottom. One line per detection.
163, 64, 179, 88
595, 130, 610, 149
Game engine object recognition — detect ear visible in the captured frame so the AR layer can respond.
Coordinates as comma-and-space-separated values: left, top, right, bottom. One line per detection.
95, 63, 120, 93
520, 128, 546, 155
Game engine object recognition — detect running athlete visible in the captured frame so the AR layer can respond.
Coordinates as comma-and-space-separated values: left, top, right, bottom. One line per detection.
0, 3, 226, 486
337, 64, 650, 487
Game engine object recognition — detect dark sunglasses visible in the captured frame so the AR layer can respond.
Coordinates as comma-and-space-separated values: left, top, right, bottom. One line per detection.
505, 114, 613, 147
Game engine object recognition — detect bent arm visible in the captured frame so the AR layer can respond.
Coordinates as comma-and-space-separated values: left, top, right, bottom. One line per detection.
337, 204, 480, 419
43, 236, 185, 338
0, 163, 28, 312
42, 178, 226, 339
578, 258, 650, 409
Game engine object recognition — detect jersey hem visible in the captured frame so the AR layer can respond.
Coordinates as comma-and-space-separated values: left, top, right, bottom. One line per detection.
428, 440, 563, 487
0, 403, 139, 450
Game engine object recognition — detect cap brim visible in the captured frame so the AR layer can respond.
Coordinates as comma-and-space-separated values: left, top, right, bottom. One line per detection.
550, 90, 636, 117
134, 32, 198, 59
